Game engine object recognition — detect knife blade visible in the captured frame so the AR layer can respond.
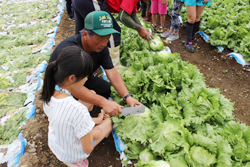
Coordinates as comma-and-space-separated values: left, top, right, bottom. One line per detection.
148, 35, 156, 45
121, 106, 145, 116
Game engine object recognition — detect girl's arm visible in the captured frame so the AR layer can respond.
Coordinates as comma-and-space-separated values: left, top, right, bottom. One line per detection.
80, 133, 95, 154
80, 127, 102, 154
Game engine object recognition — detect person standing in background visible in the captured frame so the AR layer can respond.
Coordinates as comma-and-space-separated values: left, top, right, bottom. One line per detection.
181, 0, 211, 52
72, 0, 153, 69
151, 0, 168, 33
161, 0, 184, 41
66, 0, 74, 20
144, 1, 152, 22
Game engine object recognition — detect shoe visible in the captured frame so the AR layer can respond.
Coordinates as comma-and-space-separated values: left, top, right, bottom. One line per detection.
68, 13, 74, 19
144, 11, 151, 22
161, 30, 172, 38
83, 159, 89, 167
151, 24, 157, 32
70, 159, 89, 167
157, 26, 164, 33
182, 36, 196, 43
166, 32, 179, 41
183, 41, 195, 53
192, 36, 197, 41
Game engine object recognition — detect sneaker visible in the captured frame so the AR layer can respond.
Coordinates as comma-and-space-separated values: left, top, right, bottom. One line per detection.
166, 32, 179, 41
183, 41, 195, 53
157, 26, 164, 33
68, 13, 74, 20
161, 30, 172, 38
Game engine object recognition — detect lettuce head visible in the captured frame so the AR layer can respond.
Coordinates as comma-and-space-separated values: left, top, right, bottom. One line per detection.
149, 37, 165, 51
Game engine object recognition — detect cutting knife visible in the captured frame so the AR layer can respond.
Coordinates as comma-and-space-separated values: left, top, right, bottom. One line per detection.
148, 35, 156, 45
121, 106, 145, 116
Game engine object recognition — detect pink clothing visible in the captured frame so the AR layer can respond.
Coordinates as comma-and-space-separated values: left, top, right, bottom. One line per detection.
151, 0, 167, 15
64, 159, 89, 167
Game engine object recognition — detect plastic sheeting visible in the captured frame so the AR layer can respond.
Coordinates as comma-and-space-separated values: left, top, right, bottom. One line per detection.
0, 0, 65, 165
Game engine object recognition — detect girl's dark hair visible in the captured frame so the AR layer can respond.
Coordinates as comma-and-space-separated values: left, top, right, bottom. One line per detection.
41, 45, 93, 104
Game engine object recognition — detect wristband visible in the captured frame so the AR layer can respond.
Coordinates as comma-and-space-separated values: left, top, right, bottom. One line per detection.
123, 93, 133, 102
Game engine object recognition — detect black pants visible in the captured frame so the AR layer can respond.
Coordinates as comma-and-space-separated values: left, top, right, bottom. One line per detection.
84, 75, 112, 99
72, 0, 121, 48
66, 0, 73, 15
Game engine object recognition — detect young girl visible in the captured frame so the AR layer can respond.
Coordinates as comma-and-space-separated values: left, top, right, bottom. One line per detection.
151, 0, 168, 33
41, 45, 112, 167
181, 0, 211, 52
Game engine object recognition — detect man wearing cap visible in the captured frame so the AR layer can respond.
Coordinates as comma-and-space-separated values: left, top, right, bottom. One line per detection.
49, 11, 143, 116
72, 0, 153, 69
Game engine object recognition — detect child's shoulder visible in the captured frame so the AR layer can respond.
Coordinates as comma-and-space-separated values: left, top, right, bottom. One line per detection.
68, 97, 88, 112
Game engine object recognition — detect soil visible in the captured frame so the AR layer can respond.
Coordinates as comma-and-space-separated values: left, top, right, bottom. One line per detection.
13, 9, 250, 167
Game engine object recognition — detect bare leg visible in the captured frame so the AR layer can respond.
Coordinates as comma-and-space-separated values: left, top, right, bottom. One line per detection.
186, 5, 197, 23
160, 14, 165, 27
195, 5, 205, 22
152, 13, 157, 26
93, 117, 113, 146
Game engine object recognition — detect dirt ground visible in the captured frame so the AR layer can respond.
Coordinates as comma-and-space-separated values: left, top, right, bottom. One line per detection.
9, 9, 250, 167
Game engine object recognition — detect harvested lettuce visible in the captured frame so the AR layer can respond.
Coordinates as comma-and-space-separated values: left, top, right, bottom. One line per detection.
149, 37, 165, 51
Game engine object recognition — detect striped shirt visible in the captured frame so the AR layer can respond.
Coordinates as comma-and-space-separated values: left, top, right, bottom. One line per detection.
43, 96, 95, 163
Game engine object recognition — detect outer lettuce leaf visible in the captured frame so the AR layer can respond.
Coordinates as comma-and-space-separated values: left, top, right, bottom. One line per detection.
112, 107, 155, 144
185, 146, 217, 167
135, 160, 170, 167
219, 121, 250, 163
168, 149, 188, 167
150, 120, 189, 155
216, 135, 233, 167
124, 141, 146, 160
189, 134, 217, 154
138, 148, 156, 163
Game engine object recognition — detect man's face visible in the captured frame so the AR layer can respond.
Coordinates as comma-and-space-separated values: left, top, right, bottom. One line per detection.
84, 32, 111, 53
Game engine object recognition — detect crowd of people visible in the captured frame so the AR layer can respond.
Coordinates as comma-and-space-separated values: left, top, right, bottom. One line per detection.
42, 0, 212, 166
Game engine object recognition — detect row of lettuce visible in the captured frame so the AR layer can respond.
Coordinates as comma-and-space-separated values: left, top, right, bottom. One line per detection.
177, 0, 250, 62
110, 18, 250, 167
0, 0, 59, 145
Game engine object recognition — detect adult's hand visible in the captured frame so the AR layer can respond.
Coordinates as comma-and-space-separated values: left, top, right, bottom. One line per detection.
126, 96, 143, 107
203, 0, 209, 3
101, 100, 123, 117
138, 26, 154, 43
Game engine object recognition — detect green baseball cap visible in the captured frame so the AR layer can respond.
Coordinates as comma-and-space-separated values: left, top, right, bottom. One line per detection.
85, 11, 120, 36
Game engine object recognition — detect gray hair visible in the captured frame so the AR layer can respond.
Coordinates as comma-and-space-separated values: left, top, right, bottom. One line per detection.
80, 28, 96, 38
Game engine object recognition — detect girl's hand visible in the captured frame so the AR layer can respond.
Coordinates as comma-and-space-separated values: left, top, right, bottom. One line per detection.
203, 0, 209, 3
90, 126, 103, 140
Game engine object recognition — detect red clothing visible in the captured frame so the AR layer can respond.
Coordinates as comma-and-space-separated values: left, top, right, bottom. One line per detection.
106, 0, 140, 15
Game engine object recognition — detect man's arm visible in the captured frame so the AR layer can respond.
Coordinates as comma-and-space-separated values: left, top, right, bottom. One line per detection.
118, 9, 153, 42
105, 68, 143, 107
71, 86, 123, 116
